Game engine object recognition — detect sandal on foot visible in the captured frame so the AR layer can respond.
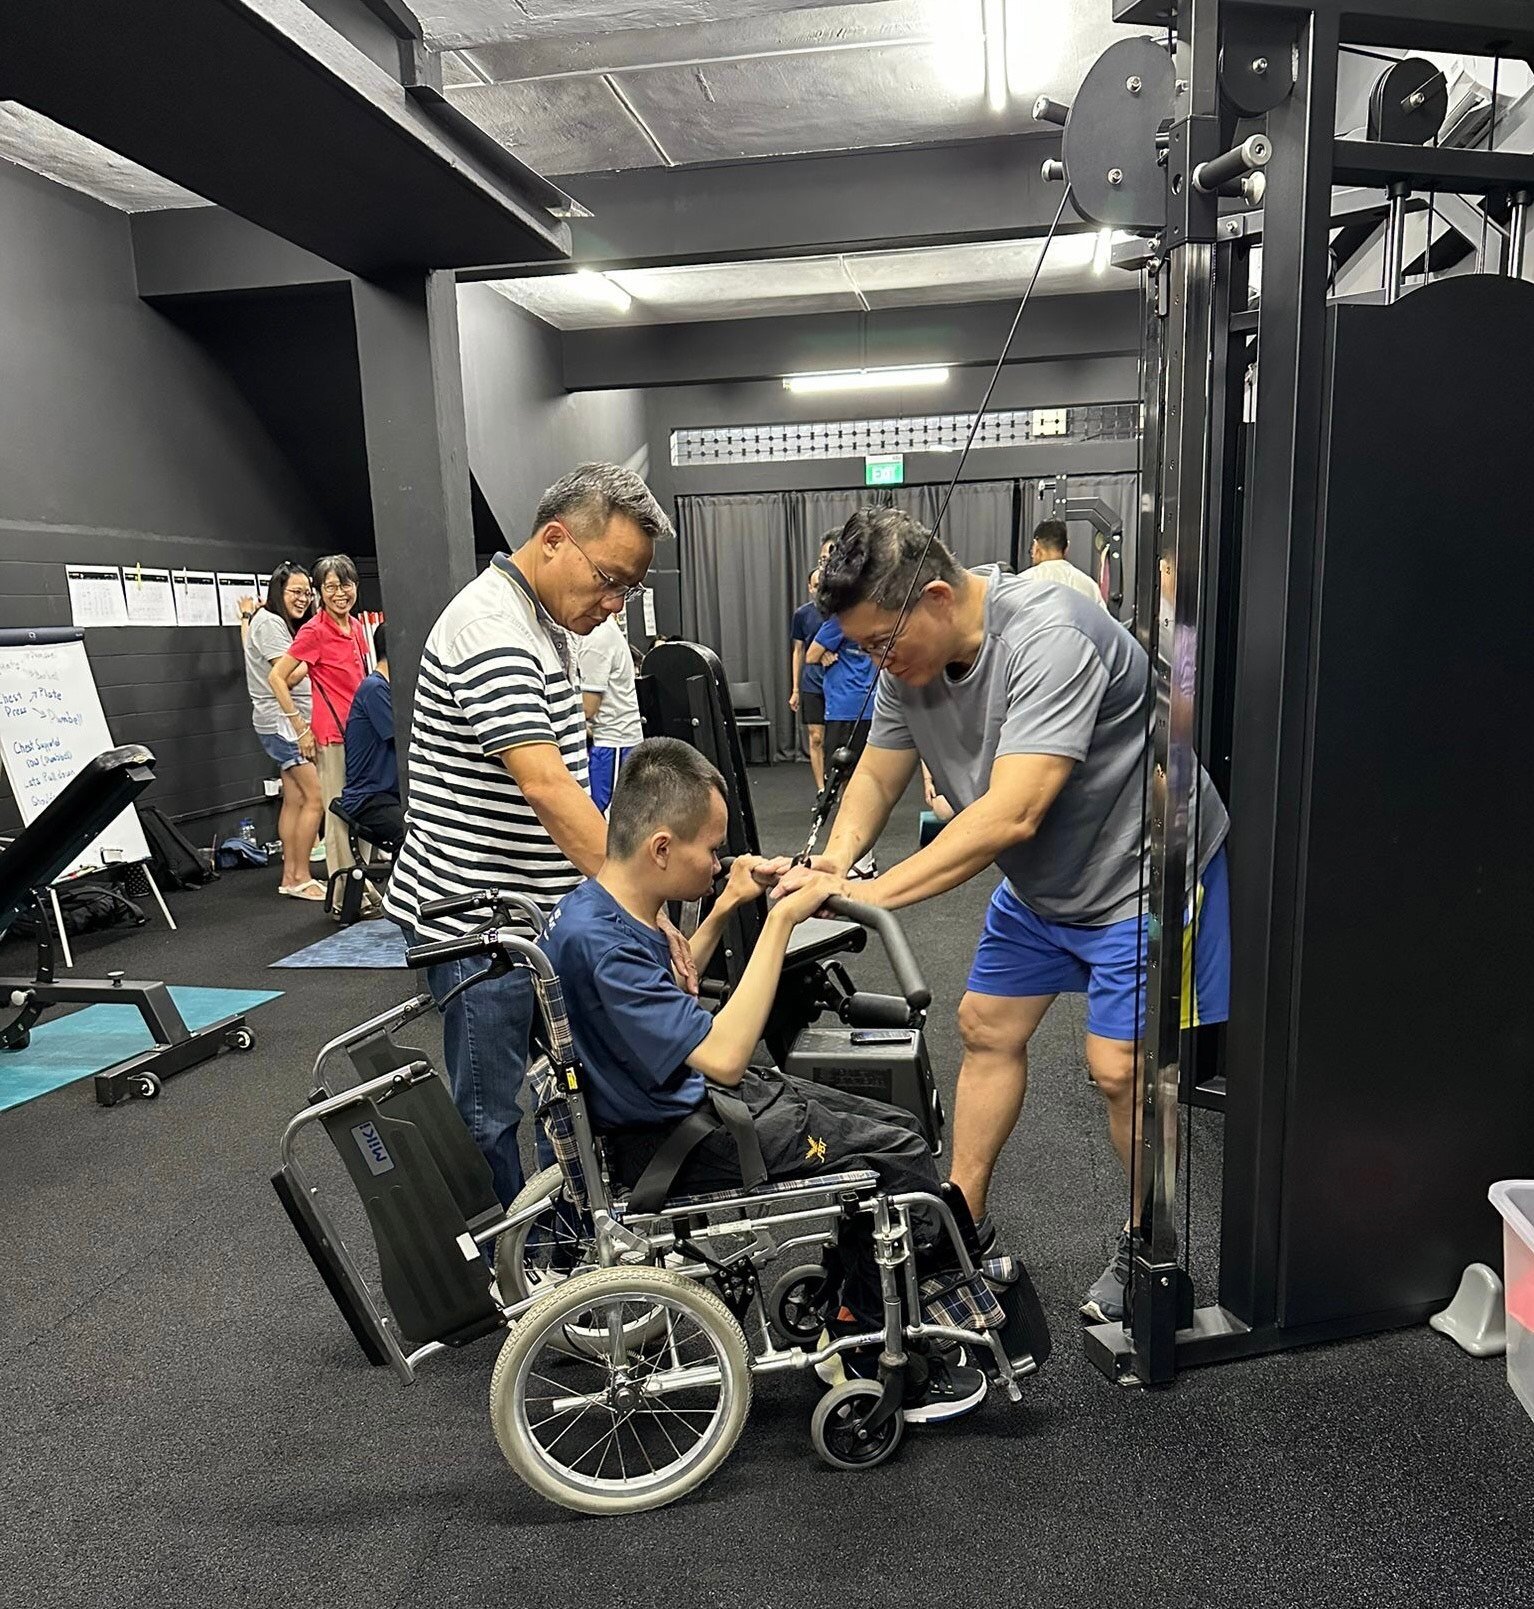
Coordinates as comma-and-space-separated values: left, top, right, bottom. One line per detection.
279, 880, 326, 901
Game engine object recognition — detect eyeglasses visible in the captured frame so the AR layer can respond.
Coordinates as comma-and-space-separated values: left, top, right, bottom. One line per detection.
558, 522, 646, 604
320, 578, 356, 596
284, 586, 312, 599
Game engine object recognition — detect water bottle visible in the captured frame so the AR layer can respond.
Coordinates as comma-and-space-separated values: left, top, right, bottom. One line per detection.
239, 817, 256, 845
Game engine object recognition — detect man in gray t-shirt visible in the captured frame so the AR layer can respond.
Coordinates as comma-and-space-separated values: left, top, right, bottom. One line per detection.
769, 507, 1231, 1324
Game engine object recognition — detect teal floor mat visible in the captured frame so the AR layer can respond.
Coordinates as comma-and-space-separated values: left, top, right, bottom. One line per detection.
0, 986, 282, 1113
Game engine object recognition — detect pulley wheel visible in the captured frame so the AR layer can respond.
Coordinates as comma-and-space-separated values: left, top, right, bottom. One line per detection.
1368, 57, 1447, 146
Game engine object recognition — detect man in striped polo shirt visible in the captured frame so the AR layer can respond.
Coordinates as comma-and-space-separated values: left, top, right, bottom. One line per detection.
385, 463, 672, 1204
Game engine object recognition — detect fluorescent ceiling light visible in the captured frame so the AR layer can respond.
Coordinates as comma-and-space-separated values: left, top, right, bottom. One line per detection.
983, 0, 1008, 112
782, 366, 951, 394
573, 268, 632, 314
1093, 229, 1114, 274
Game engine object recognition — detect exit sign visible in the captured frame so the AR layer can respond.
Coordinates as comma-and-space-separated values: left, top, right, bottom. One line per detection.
865, 454, 904, 486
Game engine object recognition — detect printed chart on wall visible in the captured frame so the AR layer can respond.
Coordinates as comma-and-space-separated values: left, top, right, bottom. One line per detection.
172, 569, 218, 626
0, 633, 151, 876
122, 565, 177, 626
65, 565, 128, 629
216, 573, 258, 627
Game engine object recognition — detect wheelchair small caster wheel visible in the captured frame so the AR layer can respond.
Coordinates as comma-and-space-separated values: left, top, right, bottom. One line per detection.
768, 1263, 835, 1345
129, 1071, 162, 1101
811, 1379, 904, 1471
226, 1026, 256, 1053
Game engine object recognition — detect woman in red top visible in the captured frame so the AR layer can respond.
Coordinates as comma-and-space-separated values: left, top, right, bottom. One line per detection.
269, 554, 374, 915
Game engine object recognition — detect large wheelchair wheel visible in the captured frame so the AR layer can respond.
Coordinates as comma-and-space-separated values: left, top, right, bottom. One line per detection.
495, 1165, 667, 1356
490, 1264, 752, 1515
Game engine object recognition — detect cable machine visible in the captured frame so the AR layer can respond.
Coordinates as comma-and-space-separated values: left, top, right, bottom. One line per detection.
1045, 0, 1534, 1384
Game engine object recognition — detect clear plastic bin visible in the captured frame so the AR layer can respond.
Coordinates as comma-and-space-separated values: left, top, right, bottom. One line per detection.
1489, 1180, 1534, 1422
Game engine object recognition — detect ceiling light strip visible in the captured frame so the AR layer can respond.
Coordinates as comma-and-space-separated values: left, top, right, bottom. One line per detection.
783, 366, 950, 394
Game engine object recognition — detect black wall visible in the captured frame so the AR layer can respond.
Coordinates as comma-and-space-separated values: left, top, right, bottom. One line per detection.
0, 163, 344, 832
458, 282, 651, 564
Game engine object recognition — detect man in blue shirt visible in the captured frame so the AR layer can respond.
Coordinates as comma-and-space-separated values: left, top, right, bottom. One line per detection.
541, 735, 988, 1423
789, 567, 828, 792
339, 627, 403, 852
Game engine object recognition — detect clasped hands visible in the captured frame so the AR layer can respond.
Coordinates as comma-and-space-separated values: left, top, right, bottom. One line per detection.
715, 853, 852, 920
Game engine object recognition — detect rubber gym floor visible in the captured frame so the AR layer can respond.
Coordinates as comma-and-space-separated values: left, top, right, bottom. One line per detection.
2, 763, 1529, 1609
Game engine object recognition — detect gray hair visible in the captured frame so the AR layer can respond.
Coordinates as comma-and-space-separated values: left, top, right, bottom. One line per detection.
312, 553, 359, 590
607, 737, 726, 859
817, 507, 962, 615
531, 462, 673, 546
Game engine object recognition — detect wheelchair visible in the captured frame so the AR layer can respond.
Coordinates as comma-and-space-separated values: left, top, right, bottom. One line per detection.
274, 894, 1049, 1515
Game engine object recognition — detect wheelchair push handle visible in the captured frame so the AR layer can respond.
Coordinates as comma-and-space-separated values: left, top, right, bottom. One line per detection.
821, 896, 931, 1013
418, 889, 546, 933
403, 931, 501, 970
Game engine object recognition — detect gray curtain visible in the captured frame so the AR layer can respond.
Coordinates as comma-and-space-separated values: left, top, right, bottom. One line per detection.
677, 480, 1024, 762
905, 480, 1019, 571
676, 492, 798, 759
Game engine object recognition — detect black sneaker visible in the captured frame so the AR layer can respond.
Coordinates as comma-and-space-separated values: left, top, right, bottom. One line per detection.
903, 1353, 988, 1425
1079, 1228, 1133, 1324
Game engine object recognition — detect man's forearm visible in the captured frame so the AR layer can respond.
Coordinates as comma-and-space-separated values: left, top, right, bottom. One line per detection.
865, 803, 1031, 909
820, 762, 900, 871
522, 777, 607, 878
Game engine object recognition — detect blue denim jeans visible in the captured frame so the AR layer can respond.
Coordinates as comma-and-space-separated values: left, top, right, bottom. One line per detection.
414, 936, 536, 1206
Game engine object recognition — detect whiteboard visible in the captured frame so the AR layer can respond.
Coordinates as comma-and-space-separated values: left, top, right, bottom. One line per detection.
0, 635, 152, 877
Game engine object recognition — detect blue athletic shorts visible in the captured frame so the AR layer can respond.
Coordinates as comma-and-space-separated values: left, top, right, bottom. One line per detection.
588, 744, 636, 814
966, 846, 1231, 1041
259, 731, 303, 771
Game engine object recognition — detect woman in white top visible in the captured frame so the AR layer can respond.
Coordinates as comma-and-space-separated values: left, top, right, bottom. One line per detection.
239, 565, 325, 899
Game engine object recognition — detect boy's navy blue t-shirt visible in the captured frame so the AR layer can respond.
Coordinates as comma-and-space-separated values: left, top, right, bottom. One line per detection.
542, 879, 711, 1130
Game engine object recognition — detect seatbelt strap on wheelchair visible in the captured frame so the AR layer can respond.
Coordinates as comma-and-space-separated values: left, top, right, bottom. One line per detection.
624, 1086, 768, 1214
707, 1086, 768, 1193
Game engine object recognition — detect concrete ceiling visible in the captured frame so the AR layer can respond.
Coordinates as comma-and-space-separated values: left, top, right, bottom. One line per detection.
0, 103, 204, 211
487, 233, 1112, 328
439, 0, 1141, 176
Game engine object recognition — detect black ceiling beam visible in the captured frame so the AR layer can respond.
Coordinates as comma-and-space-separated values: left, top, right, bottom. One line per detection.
132, 208, 350, 302
0, 0, 569, 276
561, 292, 1142, 391
1120, 0, 1534, 57
464, 132, 1081, 280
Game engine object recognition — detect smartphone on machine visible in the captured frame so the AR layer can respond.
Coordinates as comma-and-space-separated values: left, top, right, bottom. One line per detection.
849, 1029, 913, 1046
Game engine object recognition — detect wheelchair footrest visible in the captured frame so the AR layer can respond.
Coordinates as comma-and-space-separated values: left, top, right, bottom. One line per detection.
921, 1255, 1051, 1370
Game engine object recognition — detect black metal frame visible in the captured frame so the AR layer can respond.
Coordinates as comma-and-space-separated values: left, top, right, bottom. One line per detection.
1077, 0, 1534, 1382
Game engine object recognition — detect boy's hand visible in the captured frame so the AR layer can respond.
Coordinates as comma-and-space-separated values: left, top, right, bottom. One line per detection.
771, 870, 845, 925
719, 853, 769, 909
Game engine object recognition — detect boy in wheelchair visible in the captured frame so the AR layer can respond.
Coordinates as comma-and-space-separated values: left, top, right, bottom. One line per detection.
541, 735, 991, 1424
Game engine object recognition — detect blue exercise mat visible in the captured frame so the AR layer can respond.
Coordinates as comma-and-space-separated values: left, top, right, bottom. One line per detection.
270, 922, 407, 970
0, 985, 282, 1113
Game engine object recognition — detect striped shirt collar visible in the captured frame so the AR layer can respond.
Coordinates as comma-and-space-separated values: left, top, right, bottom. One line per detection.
492, 552, 572, 677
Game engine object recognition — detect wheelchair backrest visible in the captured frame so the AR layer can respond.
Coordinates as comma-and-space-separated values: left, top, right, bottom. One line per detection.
316, 1068, 502, 1347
